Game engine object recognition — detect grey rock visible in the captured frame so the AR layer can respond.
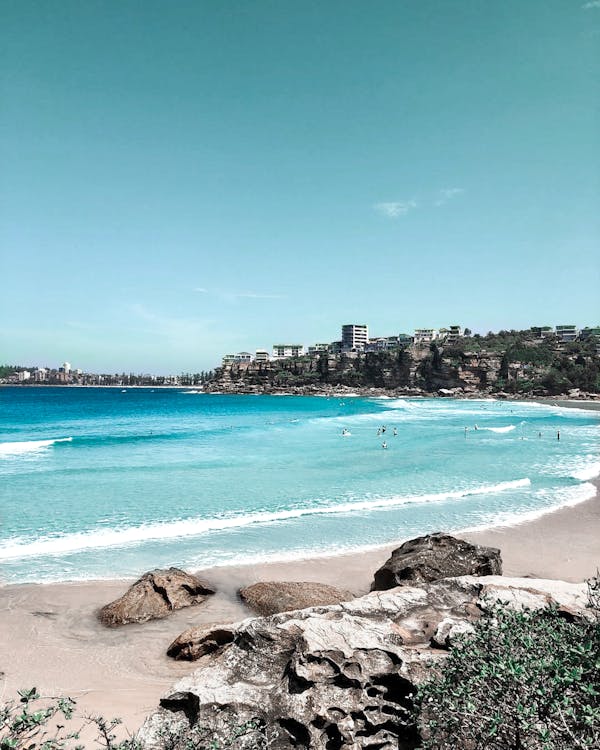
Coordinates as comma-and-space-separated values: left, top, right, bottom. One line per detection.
371, 533, 502, 591
239, 581, 353, 616
98, 567, 215, 627
431, 617, 475, 648
167, 624, 236, 661
138, 576, 588, 749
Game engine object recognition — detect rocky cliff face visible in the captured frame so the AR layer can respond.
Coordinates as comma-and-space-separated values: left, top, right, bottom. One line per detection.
137, 576, 589, 750
207, 335, 600, 396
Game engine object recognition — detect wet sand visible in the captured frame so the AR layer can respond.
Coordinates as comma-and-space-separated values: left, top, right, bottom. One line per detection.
1, 479, 598, 736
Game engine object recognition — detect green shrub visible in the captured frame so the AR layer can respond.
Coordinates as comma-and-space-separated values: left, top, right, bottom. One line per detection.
418, 596, 600, 749
0, 688, 140, 750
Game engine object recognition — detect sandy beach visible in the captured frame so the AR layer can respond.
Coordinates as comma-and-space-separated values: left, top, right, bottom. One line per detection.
1, 475, 598, 738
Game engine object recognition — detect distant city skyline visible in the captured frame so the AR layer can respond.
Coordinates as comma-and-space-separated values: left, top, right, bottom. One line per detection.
2, 1, 599, 372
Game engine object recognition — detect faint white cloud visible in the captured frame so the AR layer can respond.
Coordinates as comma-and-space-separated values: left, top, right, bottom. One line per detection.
374, 200, 418, 218
192, 287, 285, 301
232, 291, 284, 299
434, 187, 465, 206
582, 1, 600, 8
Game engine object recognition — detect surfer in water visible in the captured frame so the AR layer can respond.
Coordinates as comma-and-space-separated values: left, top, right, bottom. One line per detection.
382, 441, 387, 449
393, 427, 398, 436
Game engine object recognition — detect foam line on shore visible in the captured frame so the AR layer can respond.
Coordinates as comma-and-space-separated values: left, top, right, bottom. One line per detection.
0, 478, 531, 561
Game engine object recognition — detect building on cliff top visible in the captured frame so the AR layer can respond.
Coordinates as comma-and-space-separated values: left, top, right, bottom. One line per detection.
342, 324, 368, 352
272, 344, 304, 359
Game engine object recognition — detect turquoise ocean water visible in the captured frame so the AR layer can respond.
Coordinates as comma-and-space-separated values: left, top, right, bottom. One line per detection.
0, 387, 598, 584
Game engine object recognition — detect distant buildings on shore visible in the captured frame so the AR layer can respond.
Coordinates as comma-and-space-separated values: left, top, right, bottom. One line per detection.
221, 323, 600, 366
0, 362, 212, 387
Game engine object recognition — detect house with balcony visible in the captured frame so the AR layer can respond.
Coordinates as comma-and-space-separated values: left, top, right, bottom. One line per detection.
308, 343, 330, 356
414, 328, 439, 345
272, 344, 304, 359
555, 325, 578, 342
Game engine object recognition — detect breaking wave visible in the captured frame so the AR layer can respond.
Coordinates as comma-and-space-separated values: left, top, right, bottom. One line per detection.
0, 478, 531, 561
0, 437, 73, 456
570, 462, 600, 482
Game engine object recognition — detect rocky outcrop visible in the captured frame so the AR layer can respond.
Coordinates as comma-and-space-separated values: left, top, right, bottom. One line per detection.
239, 581, 353, 616
98, 568, 215, 627
371, 533, 502, 590
138, 576, 588, 749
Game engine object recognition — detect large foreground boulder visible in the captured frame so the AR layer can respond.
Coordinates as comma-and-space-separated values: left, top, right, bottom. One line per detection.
371, 533, 502, 590
239, 581, 353, 616
141, 585, 443, 750
139, 576, 588, 749
98, 567, 215, 627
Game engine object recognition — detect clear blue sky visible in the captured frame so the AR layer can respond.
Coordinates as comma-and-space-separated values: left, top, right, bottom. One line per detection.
1, 1, 599, 373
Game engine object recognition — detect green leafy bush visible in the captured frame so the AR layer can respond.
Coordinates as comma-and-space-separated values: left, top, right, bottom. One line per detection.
0, 688, 140, 750
418, 598, 600, 749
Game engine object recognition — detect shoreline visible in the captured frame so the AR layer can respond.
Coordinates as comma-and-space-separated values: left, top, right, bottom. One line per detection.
1, 480, 598, 735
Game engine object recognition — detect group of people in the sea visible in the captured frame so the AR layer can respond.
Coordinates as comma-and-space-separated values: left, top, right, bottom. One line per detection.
340, 424, 398, 448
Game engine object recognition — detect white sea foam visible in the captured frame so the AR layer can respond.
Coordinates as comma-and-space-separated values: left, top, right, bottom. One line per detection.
0, 437, 73, 456
570, 461, 600, 482
459, 481, 597, 533
478, 425, 516, 433
0, 478, 531, 561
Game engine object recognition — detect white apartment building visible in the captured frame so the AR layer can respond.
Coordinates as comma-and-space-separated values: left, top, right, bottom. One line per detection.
272, 344, 304, 359
255, 349, 270, 362
342, 324, 368, 352
235, 352, 252, 363
414, 328, 439, 345
555, 325, 578, 342
17, 370, 31, 382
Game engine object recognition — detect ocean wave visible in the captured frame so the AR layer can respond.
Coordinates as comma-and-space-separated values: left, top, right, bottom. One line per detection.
477, 425, 516, 433
570, 462, 600, 482
459, 481, 597, 532
0, 437, 72, 456
0, 478, 531, 561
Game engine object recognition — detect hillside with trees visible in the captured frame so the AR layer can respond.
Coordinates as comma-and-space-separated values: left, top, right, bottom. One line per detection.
210, 330, 600, 396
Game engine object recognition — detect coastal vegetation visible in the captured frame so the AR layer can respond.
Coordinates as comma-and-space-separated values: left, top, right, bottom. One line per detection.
3, 574, 598, 749
418, 599, 600, 749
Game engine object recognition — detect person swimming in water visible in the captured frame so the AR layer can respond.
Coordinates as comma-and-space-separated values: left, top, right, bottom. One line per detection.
393, 428, 398, 436
382, 441, 387, 449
